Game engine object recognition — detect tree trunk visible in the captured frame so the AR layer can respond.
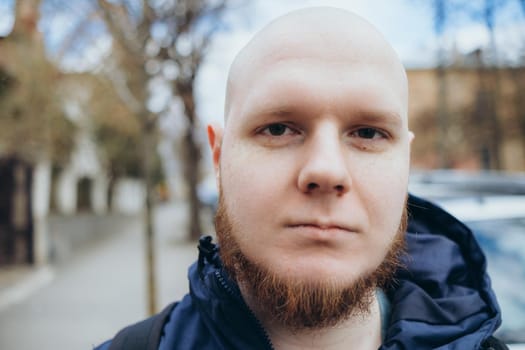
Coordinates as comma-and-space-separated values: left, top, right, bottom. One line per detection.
487, 67, 502, 169
511, 68, 525, 169
483, 0, 503, 169
436, 63, 450, 168
178, 84, 203, 241
184, 127, 202, 241
433, 0, 450, 168
141, 119, 157, 315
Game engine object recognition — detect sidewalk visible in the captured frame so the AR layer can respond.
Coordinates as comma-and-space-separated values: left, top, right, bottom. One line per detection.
0, 265, 54, 312
0, 200, 203, 350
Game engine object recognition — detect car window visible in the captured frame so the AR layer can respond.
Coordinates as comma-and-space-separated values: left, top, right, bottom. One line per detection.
467, 218, 525, 343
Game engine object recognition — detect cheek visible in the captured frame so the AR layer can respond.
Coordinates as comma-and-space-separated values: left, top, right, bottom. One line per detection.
354, 150, 409, 234
219, 144, 291, 237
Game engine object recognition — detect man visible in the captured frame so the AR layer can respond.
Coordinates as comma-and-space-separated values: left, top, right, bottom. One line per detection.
96, 7, 506, 350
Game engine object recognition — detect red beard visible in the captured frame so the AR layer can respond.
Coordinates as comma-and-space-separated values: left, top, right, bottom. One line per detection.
214, 194, 407, 331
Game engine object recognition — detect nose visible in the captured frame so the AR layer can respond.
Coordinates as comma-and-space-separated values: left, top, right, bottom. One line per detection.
297, 129, 351, 196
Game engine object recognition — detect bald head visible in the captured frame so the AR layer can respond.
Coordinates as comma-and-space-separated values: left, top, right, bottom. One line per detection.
224, 7, 408, 122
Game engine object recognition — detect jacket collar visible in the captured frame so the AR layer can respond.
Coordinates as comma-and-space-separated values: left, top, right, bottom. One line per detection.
380, 194, 501, 349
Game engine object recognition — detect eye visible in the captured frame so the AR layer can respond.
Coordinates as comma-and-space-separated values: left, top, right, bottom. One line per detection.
351, 127, 385, 140
267, 123, 287, 136
261, 123, 295, 136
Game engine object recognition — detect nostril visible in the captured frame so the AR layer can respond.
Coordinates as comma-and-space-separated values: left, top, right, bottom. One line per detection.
307, 183, 318, 191
334, 185, 344, 192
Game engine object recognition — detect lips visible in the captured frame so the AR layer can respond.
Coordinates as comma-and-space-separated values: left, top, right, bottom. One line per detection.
285, 220, 358, 234
283, 224, 354, 243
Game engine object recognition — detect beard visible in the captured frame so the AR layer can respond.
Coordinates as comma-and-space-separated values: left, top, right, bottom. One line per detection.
214, 194, 407, 331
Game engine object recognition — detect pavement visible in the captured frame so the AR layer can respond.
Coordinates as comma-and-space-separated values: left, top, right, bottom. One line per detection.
0, 200, 209, 350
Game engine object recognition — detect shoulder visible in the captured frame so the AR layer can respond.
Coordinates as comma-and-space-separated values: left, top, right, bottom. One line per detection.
93, 302, 178, 350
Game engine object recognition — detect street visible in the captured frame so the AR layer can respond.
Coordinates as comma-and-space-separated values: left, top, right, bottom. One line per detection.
0, 201, 202, 350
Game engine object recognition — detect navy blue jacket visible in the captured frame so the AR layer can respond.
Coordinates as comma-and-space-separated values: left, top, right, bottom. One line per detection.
97, 195, 503, 349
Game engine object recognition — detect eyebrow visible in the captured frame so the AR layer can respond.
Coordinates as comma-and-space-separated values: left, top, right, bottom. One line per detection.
240, 105, 301, 125
250, 106, 297, 118
353, 109, 403, 127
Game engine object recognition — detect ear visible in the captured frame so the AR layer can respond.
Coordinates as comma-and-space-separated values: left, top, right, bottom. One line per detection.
408, 130, 415, 144
207, 124, 223, 180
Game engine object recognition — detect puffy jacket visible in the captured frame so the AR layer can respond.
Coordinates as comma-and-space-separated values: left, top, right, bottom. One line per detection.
96, 195, 505, 349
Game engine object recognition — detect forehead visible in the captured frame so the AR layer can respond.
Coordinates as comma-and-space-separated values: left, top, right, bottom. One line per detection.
258, 63, 400, 113
224, 14, 407, 127
227, 44, 407, 129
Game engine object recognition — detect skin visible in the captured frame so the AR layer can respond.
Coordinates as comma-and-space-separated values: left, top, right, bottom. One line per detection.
208, 7, 413, 349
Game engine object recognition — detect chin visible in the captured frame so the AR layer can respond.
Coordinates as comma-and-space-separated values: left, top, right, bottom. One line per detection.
263, 254, 371, 286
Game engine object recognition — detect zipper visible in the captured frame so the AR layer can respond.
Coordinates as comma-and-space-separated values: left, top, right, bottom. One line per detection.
214, 270, 275, 350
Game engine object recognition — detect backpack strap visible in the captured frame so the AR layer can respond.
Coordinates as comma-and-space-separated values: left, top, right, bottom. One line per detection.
481, 336, 509, 350
108, 302, 178, 350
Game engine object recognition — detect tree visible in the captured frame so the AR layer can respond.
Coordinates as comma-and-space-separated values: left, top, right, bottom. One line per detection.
153, 0, 229, 241
51, 0, 232, 314
94, 0, 231, 238
0, 0, 76, 266
0, 0, 75, 166
86, 73, 147, 207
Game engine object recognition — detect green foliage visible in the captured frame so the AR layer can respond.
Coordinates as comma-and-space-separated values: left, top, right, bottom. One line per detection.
87, 75, 142, 178
0, 5, 75, 166
94, 119, 142, 179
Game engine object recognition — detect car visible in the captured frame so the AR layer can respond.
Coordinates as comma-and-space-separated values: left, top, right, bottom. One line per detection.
409, 170, 525, 350
432, 195, 525, 349
197, 176, 219, 212
409, 170, 525, 197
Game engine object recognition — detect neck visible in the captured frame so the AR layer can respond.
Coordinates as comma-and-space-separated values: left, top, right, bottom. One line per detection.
243, 289, 383, 350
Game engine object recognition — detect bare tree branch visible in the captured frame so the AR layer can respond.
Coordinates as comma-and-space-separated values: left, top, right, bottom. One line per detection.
138, 0, 156, 48
101, 61, 143, 114
98, 0, 143, 56
55, 9, 101, 61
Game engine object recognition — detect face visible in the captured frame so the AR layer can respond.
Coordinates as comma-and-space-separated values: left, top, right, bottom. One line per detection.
209, 18, 412, 312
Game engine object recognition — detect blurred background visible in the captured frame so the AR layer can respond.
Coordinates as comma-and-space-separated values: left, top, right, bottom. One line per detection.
0, 0, 524, 349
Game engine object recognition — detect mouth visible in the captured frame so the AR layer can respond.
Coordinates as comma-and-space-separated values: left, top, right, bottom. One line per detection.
285, 222, 357, 240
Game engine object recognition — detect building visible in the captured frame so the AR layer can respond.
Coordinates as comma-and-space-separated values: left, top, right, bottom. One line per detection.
407, 61, 525, 172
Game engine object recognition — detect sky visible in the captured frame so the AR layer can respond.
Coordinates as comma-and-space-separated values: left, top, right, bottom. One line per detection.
1, 0, 524, 126
0, 0, 14, 34
194, 0, 525, 125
